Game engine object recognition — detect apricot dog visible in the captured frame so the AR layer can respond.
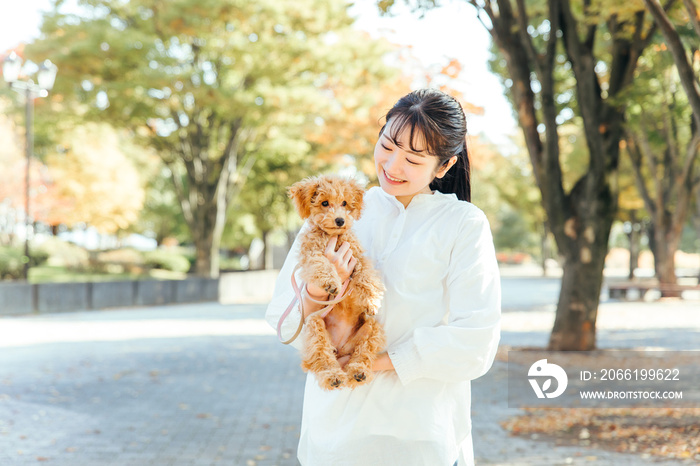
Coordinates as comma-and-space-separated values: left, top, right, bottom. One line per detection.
288, 175, 385, 390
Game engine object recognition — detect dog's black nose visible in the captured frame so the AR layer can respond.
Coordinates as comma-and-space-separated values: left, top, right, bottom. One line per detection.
335, 217, 345, 227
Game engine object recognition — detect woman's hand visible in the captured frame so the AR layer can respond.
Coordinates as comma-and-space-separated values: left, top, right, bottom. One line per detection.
336, 353, 395, 372
305, 236, 357, 298
337, 354, 351, 370
325, 236, 358, 284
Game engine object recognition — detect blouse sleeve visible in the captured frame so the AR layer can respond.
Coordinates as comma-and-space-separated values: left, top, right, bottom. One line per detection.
388, 210, 501, 385
264, 222, 309, 351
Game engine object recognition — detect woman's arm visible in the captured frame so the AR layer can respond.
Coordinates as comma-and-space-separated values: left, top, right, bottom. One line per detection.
372, 352, 395, 371
265, 228, 358, 349
387, 211, 501, 385
337, 352, 394, 371
301, 236, 357, 319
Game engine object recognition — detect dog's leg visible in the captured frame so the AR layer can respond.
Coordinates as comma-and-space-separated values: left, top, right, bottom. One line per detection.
301, 314, 348, 390
343, 317, 386, 388
349, 258, 384, 316
300, 253, 343, 297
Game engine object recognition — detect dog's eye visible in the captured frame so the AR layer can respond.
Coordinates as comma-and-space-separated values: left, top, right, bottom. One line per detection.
321, 201, 329, 207
342, 201, 347, 206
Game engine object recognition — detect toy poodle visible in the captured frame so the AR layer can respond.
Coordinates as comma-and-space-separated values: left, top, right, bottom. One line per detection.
288, 175, 385, 390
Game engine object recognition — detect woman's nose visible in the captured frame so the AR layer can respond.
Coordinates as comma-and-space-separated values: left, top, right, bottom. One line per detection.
384, 153, 397, 170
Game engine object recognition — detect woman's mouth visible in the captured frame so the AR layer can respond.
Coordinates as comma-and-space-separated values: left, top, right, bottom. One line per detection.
382, 169, 406, 185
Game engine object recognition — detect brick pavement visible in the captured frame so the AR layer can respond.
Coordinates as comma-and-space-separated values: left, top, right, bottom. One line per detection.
0, 304, 305, 466
0, 280, 698, 465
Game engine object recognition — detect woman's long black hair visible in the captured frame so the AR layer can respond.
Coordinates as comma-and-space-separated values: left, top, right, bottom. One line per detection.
380, 88, 471, 202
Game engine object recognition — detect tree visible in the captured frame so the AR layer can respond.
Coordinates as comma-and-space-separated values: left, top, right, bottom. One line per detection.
46, 124, 146, 234
616, 158, 646, 280
623, 46, 700, 294
26, 0, 397, 277
0, 106, 72, 240
381, 0, 660, 349
471, 137, 544, 257
224, 126, 313, 269
643, 0, 700, 127
133, 167, 190, 246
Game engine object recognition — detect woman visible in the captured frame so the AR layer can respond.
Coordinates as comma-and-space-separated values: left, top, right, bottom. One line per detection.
266, 88, 501, 466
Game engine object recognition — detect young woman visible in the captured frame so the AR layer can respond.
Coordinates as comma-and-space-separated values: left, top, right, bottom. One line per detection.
266, 88, 501, 466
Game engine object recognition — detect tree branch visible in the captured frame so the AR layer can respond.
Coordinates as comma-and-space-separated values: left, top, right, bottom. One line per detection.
582, 0, 596, 51
514, 0, 541, 72
679, 131, 700, 191
636, 127, 665, 216
545, 0, 560, 65
644, 0, 700, 128
682, 0, 700, 38
625, 135, 657, 217
560, 0, 607, 180
164, 159, 195, 228
670, 130, 700, 238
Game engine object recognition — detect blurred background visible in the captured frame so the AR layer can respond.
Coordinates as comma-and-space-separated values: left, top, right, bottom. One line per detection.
1, 2, 697, 279
1, 0, 699, 331
1, 0, 699, 334
1, 1, 700, 464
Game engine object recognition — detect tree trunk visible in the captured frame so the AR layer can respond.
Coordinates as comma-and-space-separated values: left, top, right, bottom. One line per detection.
192, 229, 215, 277
627, 232, 640, 281
540, 221, 549, 277
471, 0, 654, 350
549, 251, 604, 351
187, 199, 220, 277
548, 185, 614, 351
654, 242, 679, 297
653, 214, 681, 297
262, 229, 273, 270
626, 211, 641, 280
696, 190, 700, 281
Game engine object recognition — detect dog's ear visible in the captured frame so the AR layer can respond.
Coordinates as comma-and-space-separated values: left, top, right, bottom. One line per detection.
288, 177, 317, 219
348, 179, 365, 219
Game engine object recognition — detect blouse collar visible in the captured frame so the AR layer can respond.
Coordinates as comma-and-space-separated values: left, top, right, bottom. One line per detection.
375, 186, 457, 211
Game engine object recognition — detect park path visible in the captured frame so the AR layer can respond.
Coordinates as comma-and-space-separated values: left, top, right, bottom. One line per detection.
0, 275, 698, 465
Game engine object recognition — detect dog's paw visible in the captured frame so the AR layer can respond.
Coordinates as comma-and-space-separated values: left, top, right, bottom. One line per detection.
317, 369, 347, 390
344, 362, 373, 388
324, 283, 338, 296
322, 278, 342, 297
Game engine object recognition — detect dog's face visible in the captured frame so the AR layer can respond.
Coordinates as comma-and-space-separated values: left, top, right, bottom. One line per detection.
288, 176, 365, 235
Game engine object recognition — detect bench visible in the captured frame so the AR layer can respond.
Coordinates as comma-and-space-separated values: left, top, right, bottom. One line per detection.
607, 281, 700, 300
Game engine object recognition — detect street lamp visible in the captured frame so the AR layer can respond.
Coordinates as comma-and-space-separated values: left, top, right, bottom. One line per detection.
2, 51, 58, 280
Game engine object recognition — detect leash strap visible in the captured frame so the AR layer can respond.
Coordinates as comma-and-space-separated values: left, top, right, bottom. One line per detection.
277, 264, 352, 345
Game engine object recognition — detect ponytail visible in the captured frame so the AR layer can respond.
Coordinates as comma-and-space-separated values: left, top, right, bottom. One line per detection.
430, 140, 471, 202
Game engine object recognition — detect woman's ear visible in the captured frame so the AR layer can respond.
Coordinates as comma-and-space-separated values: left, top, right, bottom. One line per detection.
435, 155, 458, 179
288, 178, 317, 219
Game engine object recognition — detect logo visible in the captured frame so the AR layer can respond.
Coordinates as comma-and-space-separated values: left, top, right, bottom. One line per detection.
528, 359, 568, 399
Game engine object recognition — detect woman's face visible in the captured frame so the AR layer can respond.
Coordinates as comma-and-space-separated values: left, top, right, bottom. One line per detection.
374, 118, 455, 207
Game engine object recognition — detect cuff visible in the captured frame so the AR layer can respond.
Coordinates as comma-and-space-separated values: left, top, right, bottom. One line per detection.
388, 339, 422, 386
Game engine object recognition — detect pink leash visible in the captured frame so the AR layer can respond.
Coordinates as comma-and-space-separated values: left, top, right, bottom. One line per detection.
277, 264, 352, 345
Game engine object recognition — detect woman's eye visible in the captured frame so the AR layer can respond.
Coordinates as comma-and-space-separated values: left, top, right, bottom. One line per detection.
321, 201, 329, 207
381, 144, 391, 151
342, 201, 347, 206
406, 158, 419, 165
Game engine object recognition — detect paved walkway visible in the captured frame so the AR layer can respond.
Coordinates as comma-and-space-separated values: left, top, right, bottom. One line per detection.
0, 276, 698, 465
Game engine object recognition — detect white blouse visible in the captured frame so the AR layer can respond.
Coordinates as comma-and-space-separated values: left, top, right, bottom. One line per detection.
266, 186, 501, 466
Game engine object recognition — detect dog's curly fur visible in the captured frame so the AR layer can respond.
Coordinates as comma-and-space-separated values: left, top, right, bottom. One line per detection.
288, 175, 386, 390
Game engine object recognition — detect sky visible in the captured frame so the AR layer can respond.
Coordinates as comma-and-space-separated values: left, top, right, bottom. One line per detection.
0, 0, 517, 148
